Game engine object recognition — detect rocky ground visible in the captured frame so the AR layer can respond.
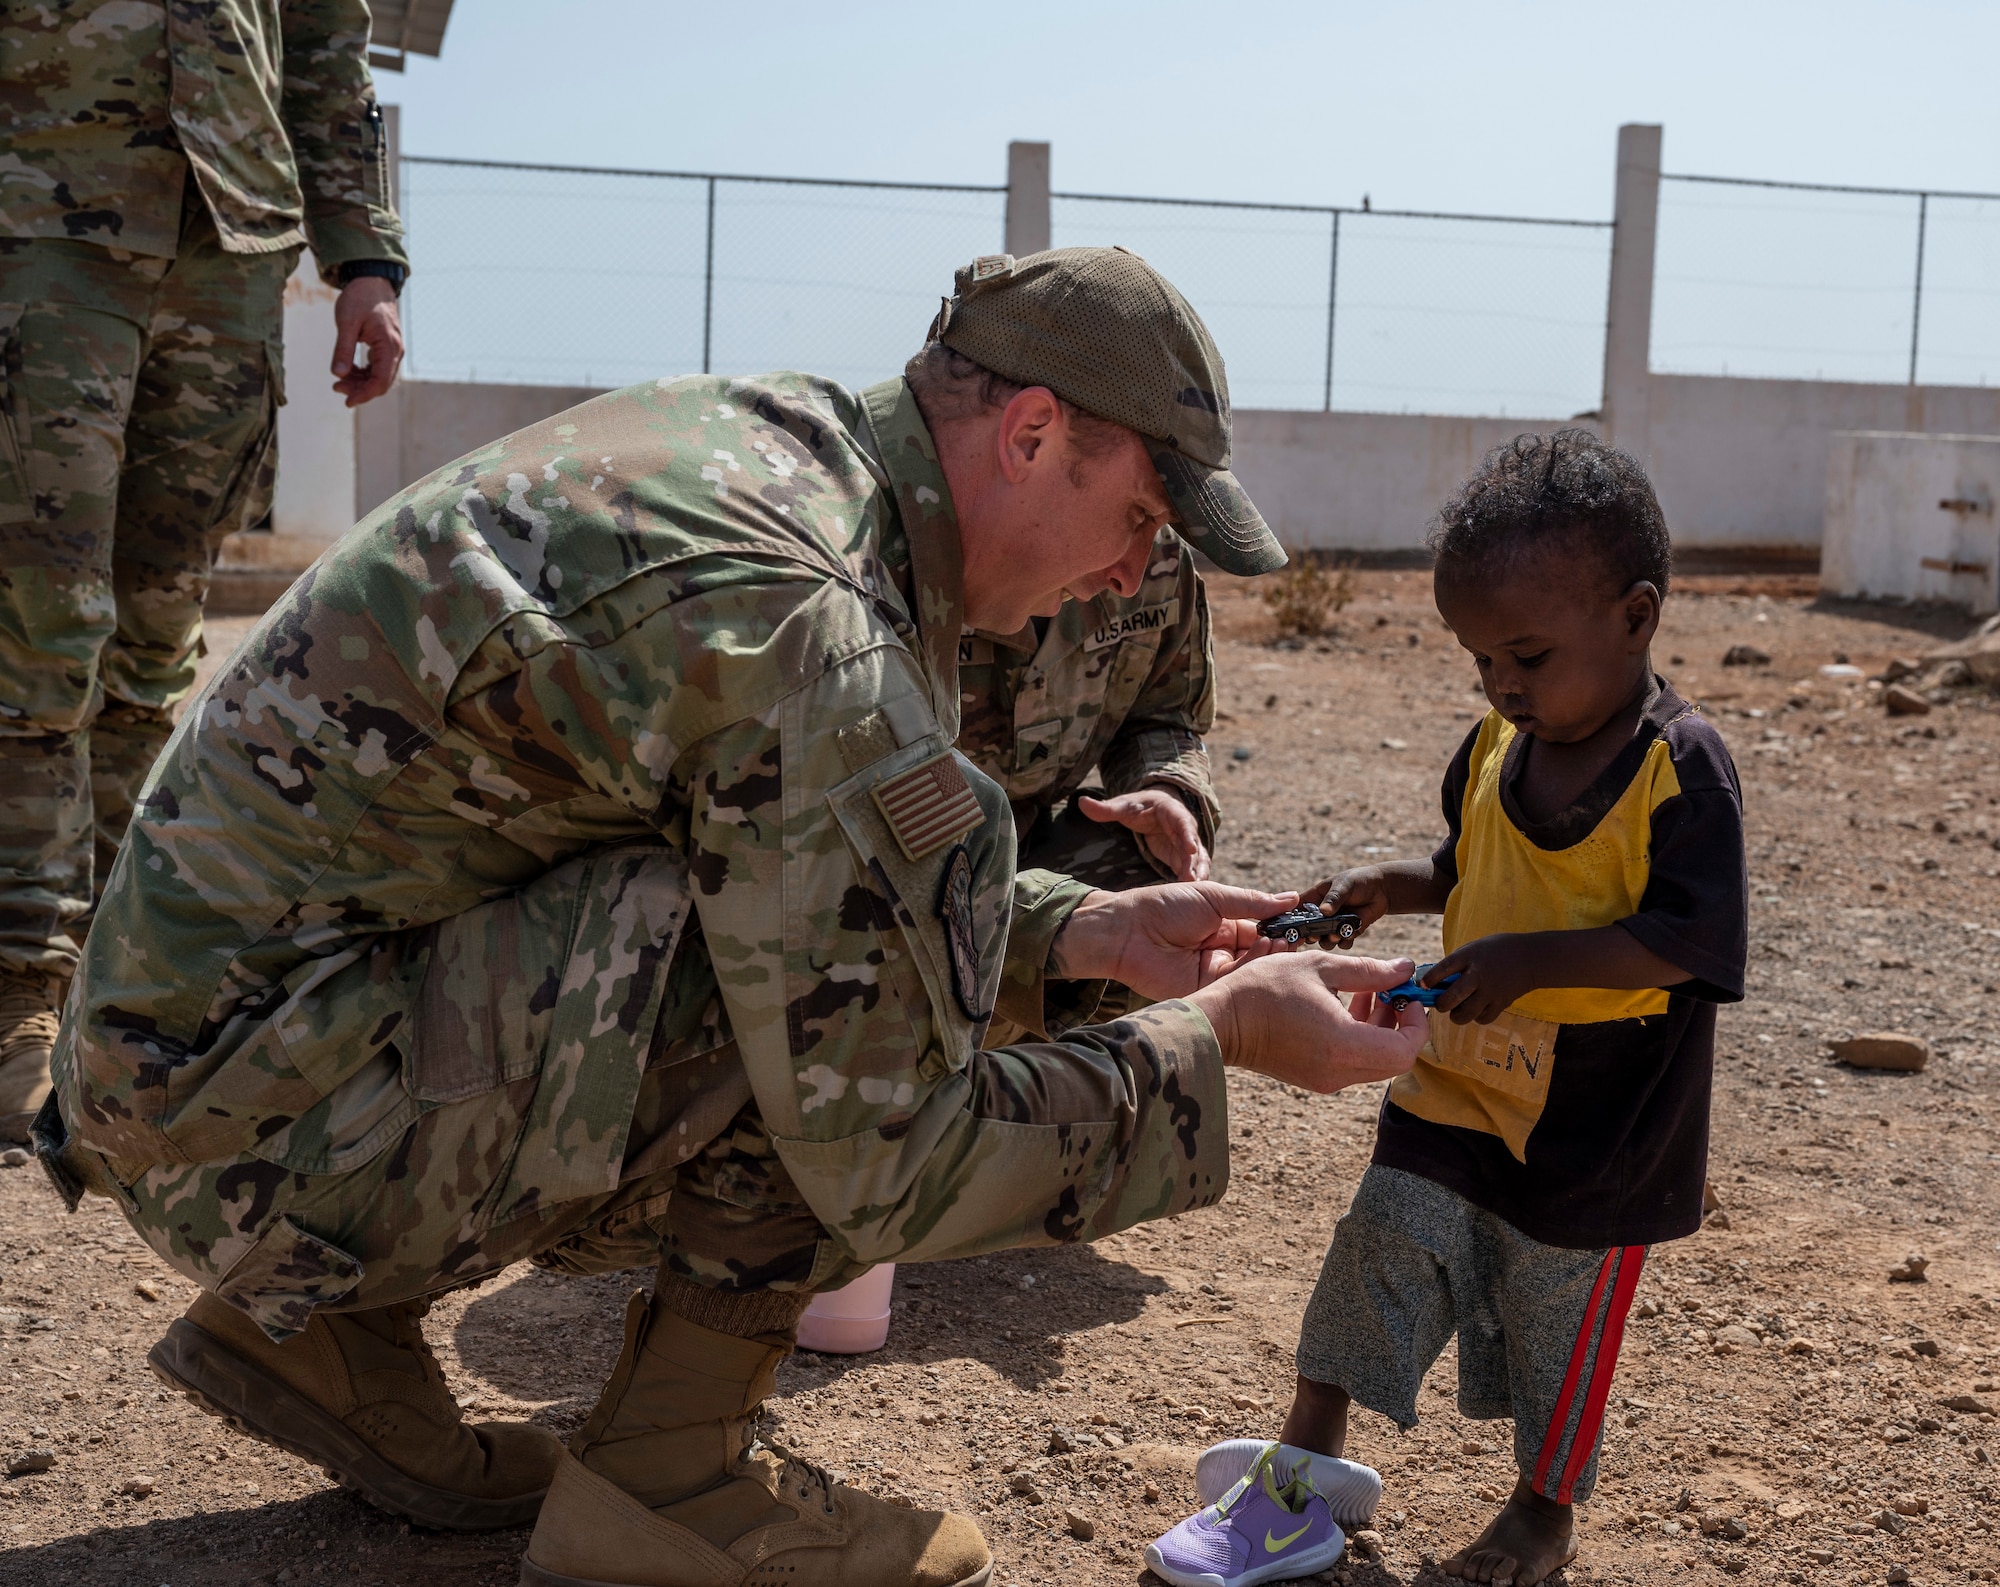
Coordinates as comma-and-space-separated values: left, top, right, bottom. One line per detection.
3, 572, 1997, 1587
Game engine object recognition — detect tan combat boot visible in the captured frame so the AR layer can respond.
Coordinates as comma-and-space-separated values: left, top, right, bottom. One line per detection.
150, 1289, 560, 1530
521, 1274, 991, 1587
0, 968, 59, 1144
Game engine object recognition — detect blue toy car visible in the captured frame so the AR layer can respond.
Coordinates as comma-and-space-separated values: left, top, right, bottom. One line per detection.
1257, 906, 1362, 947
1384, 964, 1461, 1012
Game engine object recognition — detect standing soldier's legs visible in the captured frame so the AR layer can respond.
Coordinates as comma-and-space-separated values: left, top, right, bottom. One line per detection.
91, 231, 288, 891
0, 241, 158, 1141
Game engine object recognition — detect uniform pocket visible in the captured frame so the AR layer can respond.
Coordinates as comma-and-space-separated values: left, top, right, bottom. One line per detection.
0, 303, 33, 525
214, 1214, 366, 1342
207, 339, 281, 538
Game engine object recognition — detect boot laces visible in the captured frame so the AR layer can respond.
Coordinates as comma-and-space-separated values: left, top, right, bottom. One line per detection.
758, 1440, 838, 1517
0, 974, 60, 1064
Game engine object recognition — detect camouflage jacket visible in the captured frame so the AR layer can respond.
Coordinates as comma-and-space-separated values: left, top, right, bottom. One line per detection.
56, 375, 1229, 1266
956, 529, 1217, 849
0, 0, 407, 280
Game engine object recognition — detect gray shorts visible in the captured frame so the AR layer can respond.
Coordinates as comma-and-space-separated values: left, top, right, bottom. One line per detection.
1297, 1165, 1647, 1503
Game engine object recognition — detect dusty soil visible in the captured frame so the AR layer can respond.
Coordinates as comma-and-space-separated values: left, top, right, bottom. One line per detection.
4, 574, 1998, 1587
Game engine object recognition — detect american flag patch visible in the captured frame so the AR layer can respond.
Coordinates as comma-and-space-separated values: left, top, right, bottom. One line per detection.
871, 752, 984, 862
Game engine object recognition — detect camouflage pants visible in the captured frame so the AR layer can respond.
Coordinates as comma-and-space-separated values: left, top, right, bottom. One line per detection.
0, 196, 291, 976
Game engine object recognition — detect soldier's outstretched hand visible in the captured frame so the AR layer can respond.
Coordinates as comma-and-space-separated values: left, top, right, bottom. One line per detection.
1188, 952, 1428, 1094
1075, 789, 1211, 881
1051, 882, 1295, 999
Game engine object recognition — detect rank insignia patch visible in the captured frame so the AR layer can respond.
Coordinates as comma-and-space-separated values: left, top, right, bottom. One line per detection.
935, 842, 991, 1021
872, 751, 984, 862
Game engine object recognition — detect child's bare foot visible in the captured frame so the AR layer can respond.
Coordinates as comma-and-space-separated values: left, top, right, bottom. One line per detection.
1441, 1479, 1575, 1586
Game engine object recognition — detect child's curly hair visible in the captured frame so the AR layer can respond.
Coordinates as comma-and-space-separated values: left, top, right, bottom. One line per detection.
1427, 429, 1671, 597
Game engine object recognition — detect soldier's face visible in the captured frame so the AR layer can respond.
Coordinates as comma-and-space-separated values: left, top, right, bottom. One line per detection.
954, 389, 1172, 632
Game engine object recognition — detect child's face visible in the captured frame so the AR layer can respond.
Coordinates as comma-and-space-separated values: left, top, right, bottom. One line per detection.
1434, 557, 1661, 744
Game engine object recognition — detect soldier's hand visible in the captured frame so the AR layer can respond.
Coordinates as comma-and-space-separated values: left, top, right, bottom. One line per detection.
1051, 882, 1296, 999
1188, 952, 1428, 1093
1075, 789, 1210, 881
333, 277, 405, 406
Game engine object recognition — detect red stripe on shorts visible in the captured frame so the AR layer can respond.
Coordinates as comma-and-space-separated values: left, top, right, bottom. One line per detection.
1554, 1246, 1647, 1503
1530, 1247, 1618, 1496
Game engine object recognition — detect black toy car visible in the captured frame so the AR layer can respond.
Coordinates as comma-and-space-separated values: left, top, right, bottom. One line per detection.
1256, 906, 1362, 947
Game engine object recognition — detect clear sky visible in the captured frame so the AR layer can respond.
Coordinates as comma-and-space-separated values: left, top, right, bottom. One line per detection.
377, 2, 2000, 408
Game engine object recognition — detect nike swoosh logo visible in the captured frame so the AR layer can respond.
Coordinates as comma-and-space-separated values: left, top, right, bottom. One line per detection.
1265, 1521, 1312, 1552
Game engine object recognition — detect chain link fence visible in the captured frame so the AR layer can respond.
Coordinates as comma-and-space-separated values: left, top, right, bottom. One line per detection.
1653, 172, 2000, 388
398, 155, 1612, 417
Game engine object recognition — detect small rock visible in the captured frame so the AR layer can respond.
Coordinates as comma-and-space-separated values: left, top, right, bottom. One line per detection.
1706, 1210, 1732, 1231
1088, 1411, 1109, 1426
1884, 683, 1932, 716
1870, 1509, 1908, 1535
1784, 1337, 1818, 1355
1045, 1428, 1076, 1455
1635, 1298, 1661, 1318
1911, 1339, 1940, 1358
1460, 1439, 1495, 1456
1722, 644, 1772, 667
1805, 1547, 1837, 1565
1230, 746, 1253, 762
1381, 738, 1408, 751
1890, 1494, 1928, 1516
1702, 1181, 1722, 1215
1353, 1529, 1385, 1557
1720, 1553, 1749, 1575
6, 1449, 54, 1476
1943, 1394, 1992, 1414
1831, 1032, 1929, 1071
1887, 1569, 1910, 1586
1229, 1394, 1267, 1411
133, 1279, 162, 1302
120, 1476, 156, 1498
1714, 1324, 1762, 1352
1143, 1480, 1160, 1503
1475, 1483, 1506, 1503
1887, 1253, 1929, 1284
1064, 1508, 1095, 1541
0, 1147, 29, 1169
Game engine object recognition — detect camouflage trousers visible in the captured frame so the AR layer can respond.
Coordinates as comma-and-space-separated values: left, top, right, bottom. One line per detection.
0, 194, 291, 976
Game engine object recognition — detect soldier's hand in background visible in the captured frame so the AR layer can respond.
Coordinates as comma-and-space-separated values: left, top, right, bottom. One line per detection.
1189, 951, 1428, 1093
1051, 882, 1293, 999
333, 277, 405, 406
1075, 788, 1211, 881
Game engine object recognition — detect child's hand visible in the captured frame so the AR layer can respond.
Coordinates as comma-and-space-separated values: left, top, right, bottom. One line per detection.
1426, 933, 1543, 1024
1303, 866, 1395, 937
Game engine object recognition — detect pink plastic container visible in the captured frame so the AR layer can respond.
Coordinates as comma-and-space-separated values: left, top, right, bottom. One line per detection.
796, 1263, 895, 1354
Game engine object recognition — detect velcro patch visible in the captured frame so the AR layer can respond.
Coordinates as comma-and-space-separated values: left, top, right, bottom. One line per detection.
871, 751, 984, 862
969, 253, 1015, 283
934, 842, 991, 1022
1083, 598, 1180, 651
837, 711, 900, 776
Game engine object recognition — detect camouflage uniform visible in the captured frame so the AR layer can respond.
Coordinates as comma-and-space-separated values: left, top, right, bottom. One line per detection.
0, 0, 406, 976
956, 525, 1216, 894
46, 374, 1231, 1340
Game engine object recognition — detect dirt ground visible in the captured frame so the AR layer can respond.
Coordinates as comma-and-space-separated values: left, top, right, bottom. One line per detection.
4, 572, 1998, 1587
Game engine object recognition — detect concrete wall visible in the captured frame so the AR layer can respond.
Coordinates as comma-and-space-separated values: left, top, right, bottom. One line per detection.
1638, 374, 2000, 553
1821, 431, 2000, 613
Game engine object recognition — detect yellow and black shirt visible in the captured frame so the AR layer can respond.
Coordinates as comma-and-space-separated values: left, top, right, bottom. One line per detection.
1372, 681, 1746, 1248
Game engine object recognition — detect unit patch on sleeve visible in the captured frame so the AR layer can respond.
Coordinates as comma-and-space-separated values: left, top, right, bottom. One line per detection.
1082, 598, 1180, 651
934, 842, 991, 1022
871, 751, 985, 862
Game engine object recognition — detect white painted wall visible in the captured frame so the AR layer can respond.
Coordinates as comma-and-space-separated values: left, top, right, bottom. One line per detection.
269, 259, 357, 544
1821, 432, 2000, 614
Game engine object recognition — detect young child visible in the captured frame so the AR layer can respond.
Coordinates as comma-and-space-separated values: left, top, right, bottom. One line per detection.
1146, 431, 1746, 1587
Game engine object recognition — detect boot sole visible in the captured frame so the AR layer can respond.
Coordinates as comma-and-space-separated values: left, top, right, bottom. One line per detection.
519, 1563, 992, 1587
149, 1316, 548, 1531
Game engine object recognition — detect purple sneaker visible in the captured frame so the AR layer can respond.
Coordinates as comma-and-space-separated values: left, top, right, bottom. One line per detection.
1196, 1437, 1381, 1525
1144, 1445, 1346, 1587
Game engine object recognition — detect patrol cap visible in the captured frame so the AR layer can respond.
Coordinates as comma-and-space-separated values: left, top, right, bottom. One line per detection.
929, 247, 1287, 578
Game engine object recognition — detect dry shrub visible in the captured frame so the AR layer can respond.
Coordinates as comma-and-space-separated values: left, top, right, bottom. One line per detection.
1261, 550, 1357, 637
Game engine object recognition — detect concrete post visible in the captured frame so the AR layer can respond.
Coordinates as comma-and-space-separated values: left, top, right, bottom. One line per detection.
1005, 141, 1051, 257
1600, 123, 1662, 460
